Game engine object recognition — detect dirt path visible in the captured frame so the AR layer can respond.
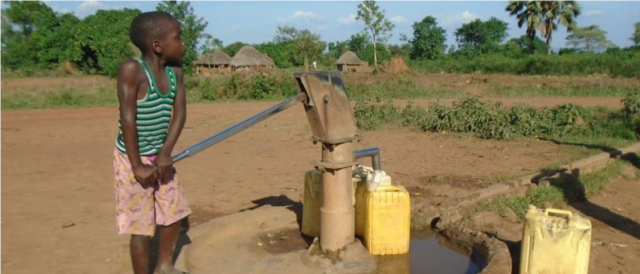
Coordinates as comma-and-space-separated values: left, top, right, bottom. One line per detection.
0, 100, 626, 274
574, 172, 640, 274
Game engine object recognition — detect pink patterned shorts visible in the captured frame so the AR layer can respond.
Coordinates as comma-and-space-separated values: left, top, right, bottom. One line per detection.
113, 148, 191, 236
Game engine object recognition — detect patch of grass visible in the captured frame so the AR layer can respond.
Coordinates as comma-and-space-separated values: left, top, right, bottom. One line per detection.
346, 77, 466, 101
474, 160, 625, 220
485, 83, 638, 98
1, 85, 117, 109
476, 187, 566, 220
580, 160, 624, 197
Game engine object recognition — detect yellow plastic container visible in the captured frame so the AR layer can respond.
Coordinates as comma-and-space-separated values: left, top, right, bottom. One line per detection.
376, 254, 409, 274
520, 206, 592, 274
301, 169, 323, 237
362, 185, 411, 255
301, 169, 360, 238
355, 170, 392, 237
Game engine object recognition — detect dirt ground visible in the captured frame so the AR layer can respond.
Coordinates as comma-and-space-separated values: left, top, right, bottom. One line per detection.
1, 98, 637, 274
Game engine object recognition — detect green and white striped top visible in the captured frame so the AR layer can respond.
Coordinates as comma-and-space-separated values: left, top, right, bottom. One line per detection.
116, 58, 177, 156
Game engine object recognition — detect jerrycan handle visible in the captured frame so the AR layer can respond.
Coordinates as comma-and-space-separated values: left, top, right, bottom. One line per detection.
544, 208, 572, 222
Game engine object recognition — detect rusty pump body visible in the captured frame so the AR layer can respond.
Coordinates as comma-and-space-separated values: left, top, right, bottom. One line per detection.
295, 71, 361, 252
172, 70, 369, 256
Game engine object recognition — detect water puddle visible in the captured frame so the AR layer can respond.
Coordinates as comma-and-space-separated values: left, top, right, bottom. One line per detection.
376, 230, 479, 274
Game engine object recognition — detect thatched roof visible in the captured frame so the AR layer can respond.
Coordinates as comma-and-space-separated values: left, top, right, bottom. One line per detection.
195, 49, 231, 65
230, 46, 274, 67
336, 51, 365, 65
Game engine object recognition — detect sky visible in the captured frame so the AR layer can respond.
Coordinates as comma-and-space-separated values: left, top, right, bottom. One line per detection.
18, 1, 640, 50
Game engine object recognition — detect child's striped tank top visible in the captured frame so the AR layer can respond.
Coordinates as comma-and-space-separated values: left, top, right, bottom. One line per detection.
115, 58, 177, 156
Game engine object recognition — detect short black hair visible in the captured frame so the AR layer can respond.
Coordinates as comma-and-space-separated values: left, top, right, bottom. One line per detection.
129, 11, 177, 52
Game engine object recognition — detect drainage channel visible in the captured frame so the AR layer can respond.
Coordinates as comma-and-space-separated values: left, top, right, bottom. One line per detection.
375, 229, 479, 274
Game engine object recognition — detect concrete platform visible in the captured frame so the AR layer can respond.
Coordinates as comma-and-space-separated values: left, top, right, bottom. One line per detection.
175, 205, 376, 274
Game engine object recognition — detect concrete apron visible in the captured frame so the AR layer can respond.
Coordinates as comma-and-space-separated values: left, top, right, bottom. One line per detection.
174, 205, 375, 274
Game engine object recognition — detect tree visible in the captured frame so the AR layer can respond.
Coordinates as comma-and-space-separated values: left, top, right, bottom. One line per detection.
356, 0, 394, 69
254, 42, 293, 68
274, 26, 326, 63
359, 43, 391, 66
504, 35, 548, 56
0, 10, 11, 50
156, 0, 208, 74
388, 34, 411, 58
632, 21, 640, 46
409, 16, 446, 60
566, 25, 616, 53
1, 1, 62, 69
506, 0, 543, 54
40, 13, 83, 68
347, 32, 370, 56
454, 17, 508, 56
327, 41, 349, 59
540, 1, 581, 55
199, 33, 223, 54
223, 41, 247, 57
76, 9, 141, 76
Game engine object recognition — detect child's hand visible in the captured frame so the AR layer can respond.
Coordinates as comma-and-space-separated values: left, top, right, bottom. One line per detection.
133, 164, 158, 188
154, 154, 174, 181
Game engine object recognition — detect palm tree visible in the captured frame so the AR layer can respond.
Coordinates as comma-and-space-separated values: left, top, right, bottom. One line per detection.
540, 1, 581, 55
506, 1, 543, 55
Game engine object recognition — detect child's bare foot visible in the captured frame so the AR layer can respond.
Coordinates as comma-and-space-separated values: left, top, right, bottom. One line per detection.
153, 265, 188, 274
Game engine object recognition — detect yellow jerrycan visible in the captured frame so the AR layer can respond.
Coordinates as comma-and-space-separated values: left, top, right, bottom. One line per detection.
360, 184, 411, 255
520, 206, 592, 274
355, 168, 392, 237
301, 169, 323, 237
376, 254, 410, 274
301, 168, 360, 237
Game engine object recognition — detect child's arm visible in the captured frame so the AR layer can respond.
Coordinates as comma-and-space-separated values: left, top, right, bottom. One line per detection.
117, 60, 157, 187
155, 66, 187, 176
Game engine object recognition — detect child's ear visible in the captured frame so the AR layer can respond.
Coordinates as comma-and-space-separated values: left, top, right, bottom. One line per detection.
152, 40, 162, 54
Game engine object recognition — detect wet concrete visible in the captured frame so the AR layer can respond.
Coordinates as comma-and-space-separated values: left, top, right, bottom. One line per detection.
376, 230, 479, 274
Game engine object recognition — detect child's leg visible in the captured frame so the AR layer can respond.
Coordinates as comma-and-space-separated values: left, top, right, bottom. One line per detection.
113, 149, 158, 273
131, 235, 151, 274
155, 221, 181, 273
154, 169, 192, 274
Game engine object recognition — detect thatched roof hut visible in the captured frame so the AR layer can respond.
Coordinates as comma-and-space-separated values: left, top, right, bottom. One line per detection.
195, 49, 231, 66
335, 51, 370, 72
230, 46, 274, 69
336, 51, 366, 66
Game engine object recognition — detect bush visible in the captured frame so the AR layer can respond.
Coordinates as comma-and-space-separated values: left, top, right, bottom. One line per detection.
408, 50, 640, 77
185, 71, 298, 102
354, 96, 640, 141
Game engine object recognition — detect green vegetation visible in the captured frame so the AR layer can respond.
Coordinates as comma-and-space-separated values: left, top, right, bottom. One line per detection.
1, 85, 117, 109
354, 94, 640, 142
475, 160, 625, 220
484, 83, 639, 98
566, 25, 616, 53
408, 49, 640, 77
454, 17, 508, 56
409, 16, 447, 60
356, 0, 394, 69
185, 71, 298, 102
3, 1, 638, 78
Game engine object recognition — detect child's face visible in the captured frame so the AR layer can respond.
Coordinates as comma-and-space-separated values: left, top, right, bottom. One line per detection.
161, 19, 186, 62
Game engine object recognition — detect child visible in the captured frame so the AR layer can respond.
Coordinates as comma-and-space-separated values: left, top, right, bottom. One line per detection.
113, 11, 190, 274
